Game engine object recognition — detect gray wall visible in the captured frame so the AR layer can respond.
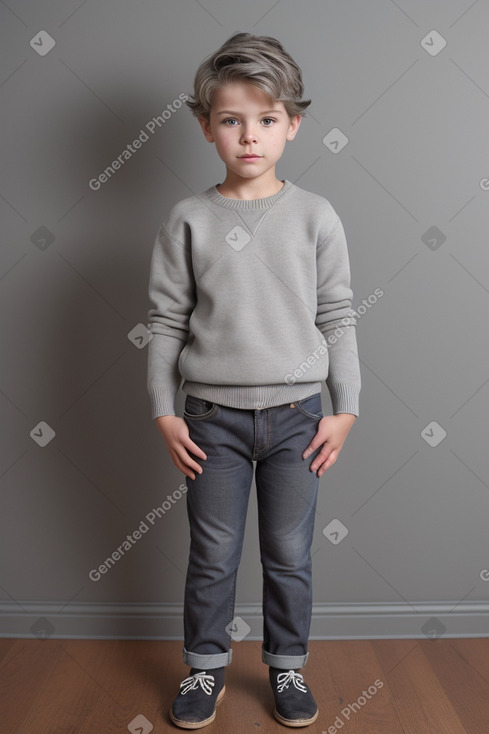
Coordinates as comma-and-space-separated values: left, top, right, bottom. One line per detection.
1, 0, 488, 640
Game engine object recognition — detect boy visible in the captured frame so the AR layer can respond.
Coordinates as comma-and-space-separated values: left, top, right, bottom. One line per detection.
147, 32, 361, 729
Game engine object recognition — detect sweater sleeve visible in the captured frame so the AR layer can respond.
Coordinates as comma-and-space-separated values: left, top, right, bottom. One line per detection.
146, 222, 196, 419
315, 214, 361, 417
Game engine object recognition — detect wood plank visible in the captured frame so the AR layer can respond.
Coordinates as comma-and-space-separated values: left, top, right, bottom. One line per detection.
420, 639, 489, 733
76, 639, 177, 733
0, 639, 64, 733
373, 639, 467, 734
306, 639, 405, 733
12, 641, 105, 734
1, 638, 489, 733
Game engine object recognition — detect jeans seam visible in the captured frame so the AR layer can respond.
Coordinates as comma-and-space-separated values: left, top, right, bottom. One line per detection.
252, 408, 274, 459
227, 567, 238, 648
295, 403, 323, 420
295, 393, 323, 420
183, 405, 219, 421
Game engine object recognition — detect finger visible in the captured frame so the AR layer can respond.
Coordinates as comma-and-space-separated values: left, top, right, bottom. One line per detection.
302, 435, 326, 459
181, 434, 207, 461
180, 462, 199, 480
172, 448, 204, 478
179, 462, 197, 480
170, 452, 196, 480
319, 456, 337, 476
302, 426, 330, 459
316, 451, 338, 476
310, 446, 334, 472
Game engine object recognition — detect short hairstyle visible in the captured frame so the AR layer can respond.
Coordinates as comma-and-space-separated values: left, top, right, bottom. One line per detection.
186, 32, 311, 121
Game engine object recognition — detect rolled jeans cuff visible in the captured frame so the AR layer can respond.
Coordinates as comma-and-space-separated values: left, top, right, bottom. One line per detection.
262, 646, 309, 669
182, 646, 233, 669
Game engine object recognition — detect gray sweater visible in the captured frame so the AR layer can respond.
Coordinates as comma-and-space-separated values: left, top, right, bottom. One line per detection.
146, 179, 361, 419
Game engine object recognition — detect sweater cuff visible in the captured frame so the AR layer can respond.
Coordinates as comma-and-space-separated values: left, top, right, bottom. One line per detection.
149, 386, 177, 420
328, 382, 360, 417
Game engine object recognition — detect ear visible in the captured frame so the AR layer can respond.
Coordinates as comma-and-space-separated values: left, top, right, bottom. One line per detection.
286, 114, 302, 141
198, 115, 215, 143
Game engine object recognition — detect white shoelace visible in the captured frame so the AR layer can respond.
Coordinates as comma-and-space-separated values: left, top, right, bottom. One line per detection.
180, 671, 215, 696
276, 670, 308, 693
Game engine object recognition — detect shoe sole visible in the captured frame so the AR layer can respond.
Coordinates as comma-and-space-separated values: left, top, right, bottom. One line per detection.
169, 685, 226, 729
273, 706, 319, 727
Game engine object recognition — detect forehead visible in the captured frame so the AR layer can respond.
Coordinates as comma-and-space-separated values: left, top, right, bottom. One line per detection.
210, 81, 284, 112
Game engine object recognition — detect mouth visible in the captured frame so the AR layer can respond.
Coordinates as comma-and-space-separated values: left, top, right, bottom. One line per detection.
239, 154, 262, 159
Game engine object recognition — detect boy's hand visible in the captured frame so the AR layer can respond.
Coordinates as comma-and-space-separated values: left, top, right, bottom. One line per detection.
154, 415, 207, 480
302, 413, 356, 477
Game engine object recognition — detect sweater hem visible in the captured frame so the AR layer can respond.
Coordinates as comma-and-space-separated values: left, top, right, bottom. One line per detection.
182, 381, 322, 410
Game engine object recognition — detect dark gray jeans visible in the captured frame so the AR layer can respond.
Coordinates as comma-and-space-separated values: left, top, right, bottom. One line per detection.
181, 392, 323, 671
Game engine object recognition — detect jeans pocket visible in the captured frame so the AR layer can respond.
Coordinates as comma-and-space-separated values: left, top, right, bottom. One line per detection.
183, 395, 218, 421
295, 393, 323, 420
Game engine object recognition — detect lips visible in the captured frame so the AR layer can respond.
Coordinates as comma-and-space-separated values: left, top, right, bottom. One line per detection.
239, 154, 261, 158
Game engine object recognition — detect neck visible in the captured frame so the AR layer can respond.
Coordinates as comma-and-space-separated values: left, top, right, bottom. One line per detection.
217, 171, 284, 200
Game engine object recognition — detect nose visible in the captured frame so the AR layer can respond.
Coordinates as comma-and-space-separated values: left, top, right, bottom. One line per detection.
240, 126, 258, 144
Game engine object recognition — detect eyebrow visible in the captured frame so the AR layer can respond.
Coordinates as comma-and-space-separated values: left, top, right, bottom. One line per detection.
216, 109, 284, 115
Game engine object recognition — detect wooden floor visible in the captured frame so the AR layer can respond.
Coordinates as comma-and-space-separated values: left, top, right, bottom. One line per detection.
1, 637, 489, 733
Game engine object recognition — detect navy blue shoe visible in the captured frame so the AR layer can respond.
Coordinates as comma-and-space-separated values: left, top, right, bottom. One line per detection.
269, 667, 318, 727
170, 667, 225, 729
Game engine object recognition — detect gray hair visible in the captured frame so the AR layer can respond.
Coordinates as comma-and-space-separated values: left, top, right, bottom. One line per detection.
186, 33, 311, 120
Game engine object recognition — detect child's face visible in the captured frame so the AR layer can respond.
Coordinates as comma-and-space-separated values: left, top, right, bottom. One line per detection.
198, 81, 301, 185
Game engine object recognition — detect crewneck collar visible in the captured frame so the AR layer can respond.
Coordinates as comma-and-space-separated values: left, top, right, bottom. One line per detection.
206, 179, 294, 210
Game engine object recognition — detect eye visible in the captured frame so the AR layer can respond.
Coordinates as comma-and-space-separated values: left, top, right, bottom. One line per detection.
222, 118, 239, 126
262, 118, 276, 126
